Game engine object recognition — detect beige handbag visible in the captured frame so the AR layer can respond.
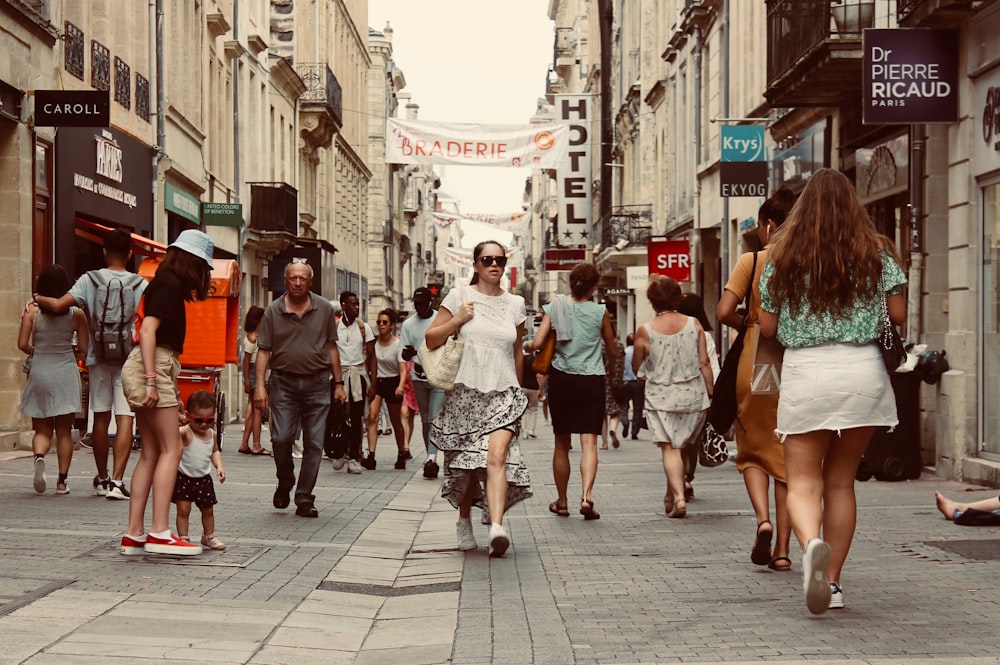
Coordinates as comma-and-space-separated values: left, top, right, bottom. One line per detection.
748, 323, 783, 395
417, 286, 467, 391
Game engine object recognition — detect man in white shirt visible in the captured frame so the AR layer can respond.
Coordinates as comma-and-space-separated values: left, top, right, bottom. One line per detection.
329, 291, 375, 473
399, 287, 445, 479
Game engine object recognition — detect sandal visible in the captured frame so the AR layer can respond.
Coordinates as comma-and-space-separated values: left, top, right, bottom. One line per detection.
667, 502, 686, 519
684, 480, 694, 501
580, 499, 601, 520
664, 492, 674, 515
768, 556, 792, 571
751, 520, 774, 566
548, 501, 569, 517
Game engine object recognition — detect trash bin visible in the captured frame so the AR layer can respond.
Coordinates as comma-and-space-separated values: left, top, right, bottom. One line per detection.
857, 373, 922, 481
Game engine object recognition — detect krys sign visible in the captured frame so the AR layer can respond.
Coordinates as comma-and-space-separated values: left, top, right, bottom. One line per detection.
720, 125, 768, 197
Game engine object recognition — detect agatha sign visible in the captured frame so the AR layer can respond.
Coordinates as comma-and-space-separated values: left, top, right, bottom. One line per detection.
863, 29, 958, 124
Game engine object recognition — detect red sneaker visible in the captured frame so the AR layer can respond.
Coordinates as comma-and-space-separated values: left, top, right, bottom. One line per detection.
144, 532, 203, 556
120, 534, 147, 556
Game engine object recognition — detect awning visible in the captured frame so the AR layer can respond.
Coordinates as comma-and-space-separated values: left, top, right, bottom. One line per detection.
75, 218, 167, 256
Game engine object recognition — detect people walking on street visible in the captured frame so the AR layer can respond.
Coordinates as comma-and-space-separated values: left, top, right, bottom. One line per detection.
621, 334, 644, 441
533, 262, 616, 521
676, 293, 721, 505
330, 291, 375, 474
253, 260, 346, 519
20, 264, 89, 496
716, 187, 797, 573
426, 241, 531, 557
758, 168, 907, 614
632, 276, 713, 520
238, 306, 270, 456
519, 341, 540, 439
120, 229, 215, 556
399, 287, 446, 479
173, 390, 226, 550
362, 309, 407, 470
34, 229, 146, 500
601, 338, 626, 450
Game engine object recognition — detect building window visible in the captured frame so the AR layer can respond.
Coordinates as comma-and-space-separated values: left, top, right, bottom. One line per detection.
64, 21, 84, 80
91, 40, 110, 91
136, 73, 150, 122
114, 57, 131, 109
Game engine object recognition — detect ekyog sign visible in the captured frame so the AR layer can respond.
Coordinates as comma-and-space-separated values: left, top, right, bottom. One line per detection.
864, 29, 958, 124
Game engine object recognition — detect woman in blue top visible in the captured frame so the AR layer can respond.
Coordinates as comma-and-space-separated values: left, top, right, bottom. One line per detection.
759, 168, 907, 615
533, 263, 617, 520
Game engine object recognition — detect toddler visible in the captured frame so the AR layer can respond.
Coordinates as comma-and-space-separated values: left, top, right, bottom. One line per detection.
173, 390, 227, 550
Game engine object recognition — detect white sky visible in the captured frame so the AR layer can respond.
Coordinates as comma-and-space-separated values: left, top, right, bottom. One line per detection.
368, 1, 554, 215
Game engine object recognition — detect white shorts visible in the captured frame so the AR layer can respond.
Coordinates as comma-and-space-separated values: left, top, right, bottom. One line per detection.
88, 363, 133, 416
775, 343, 898, 440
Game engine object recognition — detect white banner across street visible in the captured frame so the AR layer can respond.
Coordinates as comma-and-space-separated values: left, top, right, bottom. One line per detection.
386, 118, 569, 168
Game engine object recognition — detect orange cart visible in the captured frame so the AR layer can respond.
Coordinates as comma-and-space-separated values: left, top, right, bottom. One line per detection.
138, 257, 242, 450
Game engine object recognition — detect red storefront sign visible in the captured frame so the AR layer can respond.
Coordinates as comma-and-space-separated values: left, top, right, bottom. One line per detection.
543, 248, 587, 270
647, 240, 691, 282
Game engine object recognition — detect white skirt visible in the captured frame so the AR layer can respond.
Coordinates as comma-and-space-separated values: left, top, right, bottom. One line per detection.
775, 343, 898, 440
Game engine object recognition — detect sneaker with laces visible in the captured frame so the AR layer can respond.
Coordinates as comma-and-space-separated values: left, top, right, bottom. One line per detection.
144, 532, 203, 556
331, 456, 348, 470
359, 453, 377, 470
33, 457, 46, 494
93, 475, 109, 496
120, 534, 147, 555
828, 582, 845, 609
347, 458, 363, 474
106, 480, 130, 500
423, 458, 440, 479
488, 523, 510, 557
201, 534, 227, 551
456, 518, 477, 551
291, 450, 303, 460
802, 538, 832, 615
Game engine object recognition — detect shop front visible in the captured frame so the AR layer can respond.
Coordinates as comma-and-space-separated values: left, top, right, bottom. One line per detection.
54, 127, 153, 277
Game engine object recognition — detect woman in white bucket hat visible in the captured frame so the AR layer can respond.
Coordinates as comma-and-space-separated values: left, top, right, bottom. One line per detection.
120, 229, 215, 557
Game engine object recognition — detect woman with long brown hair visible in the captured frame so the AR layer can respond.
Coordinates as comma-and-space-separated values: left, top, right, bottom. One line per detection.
758, 168, 906, 614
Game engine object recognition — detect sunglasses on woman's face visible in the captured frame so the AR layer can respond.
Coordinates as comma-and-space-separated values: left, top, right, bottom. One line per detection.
191, 417, 215, 425
377, 320, 391, 325
477, 255, 508, 268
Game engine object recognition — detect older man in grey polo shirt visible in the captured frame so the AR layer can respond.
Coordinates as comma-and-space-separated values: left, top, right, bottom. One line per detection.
254, 261, 346, 518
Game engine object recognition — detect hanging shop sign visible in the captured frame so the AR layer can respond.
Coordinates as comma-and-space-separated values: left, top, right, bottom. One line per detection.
863, 29, 959, 124
385, 118, 569, 168
543, 248, 586, 271
855, 134, 909, 205
976, 65, 1000, 175
202, 202, 243, 227
164, 182, 200, 224
647, 239, 692, 282
554, 94, 593, 245
35, 89, 110, 127
720, 125, 768, 197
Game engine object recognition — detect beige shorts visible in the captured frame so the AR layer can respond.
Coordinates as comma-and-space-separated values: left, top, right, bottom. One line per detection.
87, 363, 133, 416
121, 346, 181, 409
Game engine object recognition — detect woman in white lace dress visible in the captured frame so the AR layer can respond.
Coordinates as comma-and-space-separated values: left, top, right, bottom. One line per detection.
426, 241, 531, 557
631, 276, 713, 519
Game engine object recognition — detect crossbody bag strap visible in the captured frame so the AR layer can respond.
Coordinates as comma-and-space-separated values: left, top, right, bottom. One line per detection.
740, 251, 759, 331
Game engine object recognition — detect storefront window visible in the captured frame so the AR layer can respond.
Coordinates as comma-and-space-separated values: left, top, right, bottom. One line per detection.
983, 182, 1000, 456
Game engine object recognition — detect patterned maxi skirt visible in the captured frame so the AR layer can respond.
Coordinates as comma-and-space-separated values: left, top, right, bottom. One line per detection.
430, 384, 532, 513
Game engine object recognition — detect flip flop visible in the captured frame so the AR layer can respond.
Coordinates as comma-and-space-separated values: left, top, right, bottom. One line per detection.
251, 449, 273, 456
768, 556, 792, 571
238, 449, 252, 455
751, 520, 773, 566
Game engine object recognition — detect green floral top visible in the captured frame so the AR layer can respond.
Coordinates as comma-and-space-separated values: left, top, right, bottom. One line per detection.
759, 253, 906, 349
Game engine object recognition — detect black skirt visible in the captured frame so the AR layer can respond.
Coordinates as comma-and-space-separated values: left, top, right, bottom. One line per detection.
548, 368, 605, 435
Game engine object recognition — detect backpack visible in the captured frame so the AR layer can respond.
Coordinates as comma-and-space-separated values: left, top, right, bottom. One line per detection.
87, 270, 145, 365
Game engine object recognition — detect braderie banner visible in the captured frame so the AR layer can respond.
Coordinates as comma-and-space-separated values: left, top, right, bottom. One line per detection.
386, 119, 569, 167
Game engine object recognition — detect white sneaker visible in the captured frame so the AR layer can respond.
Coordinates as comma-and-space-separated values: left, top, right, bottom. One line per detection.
347, 459, 363, 474
33, 457, 46, 494
456, 518, 477, 551
291, 450, 303, 460
93, 475, 109, 496
488, 523, 510, 557
331, 456, 347, 470
802, 538, 832, 615
828, 582, 845, 609
106, 480, 130, 500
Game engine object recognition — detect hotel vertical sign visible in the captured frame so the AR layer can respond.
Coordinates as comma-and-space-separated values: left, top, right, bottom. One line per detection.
554, 94, 592, 246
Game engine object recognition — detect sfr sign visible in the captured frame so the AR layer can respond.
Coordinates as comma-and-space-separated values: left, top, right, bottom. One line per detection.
647, 240, 691, 282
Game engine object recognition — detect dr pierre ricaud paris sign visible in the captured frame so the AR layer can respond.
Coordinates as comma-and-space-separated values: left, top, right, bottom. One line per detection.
863, 29, 958, 124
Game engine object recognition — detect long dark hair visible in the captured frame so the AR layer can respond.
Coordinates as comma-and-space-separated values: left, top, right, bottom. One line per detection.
243, 305, 265, 333
470, 240, 506, 285
758, 186, 797, 228
677, 292, 712, 332
159, 247, 213, 301
36, 264, 72, 316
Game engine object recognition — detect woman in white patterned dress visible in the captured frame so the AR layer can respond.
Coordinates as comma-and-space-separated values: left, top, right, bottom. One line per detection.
631, 276, 713, 519
426, 241, 531, 557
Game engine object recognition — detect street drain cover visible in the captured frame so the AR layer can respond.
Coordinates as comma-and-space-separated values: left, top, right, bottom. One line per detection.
80, 541, 270, 567
923, 539, 1000, 561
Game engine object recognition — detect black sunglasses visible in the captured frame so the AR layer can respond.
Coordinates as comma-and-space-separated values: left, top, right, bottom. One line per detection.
477, 255, 508, 268
191, 417, 215, 425
377, 320, 391, 325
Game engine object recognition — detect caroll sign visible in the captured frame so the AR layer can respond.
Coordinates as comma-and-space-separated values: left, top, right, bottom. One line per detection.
35, 89, 110, 127
647, 239, 691, 282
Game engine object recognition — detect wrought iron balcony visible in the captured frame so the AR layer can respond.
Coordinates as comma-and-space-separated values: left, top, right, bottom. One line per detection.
600, 205, 653, 249
248, 182, 298, 236
897, 0, 986, 24
294, 62, 342, 145
764, 0, 872, 107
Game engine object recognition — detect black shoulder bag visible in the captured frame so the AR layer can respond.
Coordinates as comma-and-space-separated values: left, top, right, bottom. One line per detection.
708, 251, 758, 433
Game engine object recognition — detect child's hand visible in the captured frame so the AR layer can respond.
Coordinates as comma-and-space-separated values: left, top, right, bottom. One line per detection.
217, 466, 225, 483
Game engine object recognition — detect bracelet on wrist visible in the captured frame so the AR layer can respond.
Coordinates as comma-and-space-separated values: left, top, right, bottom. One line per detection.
145, 373, 157, 378
334, 380, 344, 385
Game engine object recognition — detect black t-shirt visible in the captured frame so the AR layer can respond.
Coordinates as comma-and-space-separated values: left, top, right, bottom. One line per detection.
144, 268, 187, 354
